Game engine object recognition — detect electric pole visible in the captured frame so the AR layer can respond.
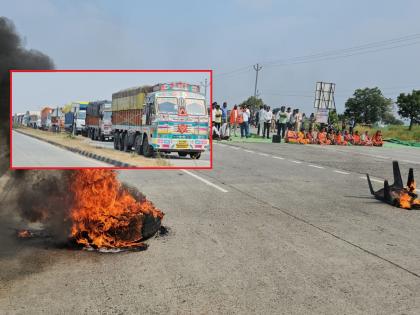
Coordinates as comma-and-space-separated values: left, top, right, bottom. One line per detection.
253, 63, 262, 98
201, 78, 209, 104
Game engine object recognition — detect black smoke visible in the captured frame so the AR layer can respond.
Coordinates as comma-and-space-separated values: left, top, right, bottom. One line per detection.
0, 16, 55, 175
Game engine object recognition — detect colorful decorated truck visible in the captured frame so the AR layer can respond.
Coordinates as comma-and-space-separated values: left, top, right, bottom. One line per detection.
112, 82, 209, 159
40, 107, 53, 130
86, 100, 113, 141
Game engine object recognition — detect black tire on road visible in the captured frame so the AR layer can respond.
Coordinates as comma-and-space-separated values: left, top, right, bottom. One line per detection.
123, 133, 130, 152
134, 134, 143, 155
178, 152, 188, 157
142, 136, 154, 157
190, 152, 201, 159
113, 132, 120, 150
119, 132, 125, 151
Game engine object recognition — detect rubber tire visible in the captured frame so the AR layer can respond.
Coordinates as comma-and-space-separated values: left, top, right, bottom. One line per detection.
135, 134, 143, 155
113, 132, 120, 150
142, 137, 154, 157
119, 133, 125, 151
178, 152, 188, 157
123, 133, 130, 152
91, 129, 95, 140
190, 152, 201, 160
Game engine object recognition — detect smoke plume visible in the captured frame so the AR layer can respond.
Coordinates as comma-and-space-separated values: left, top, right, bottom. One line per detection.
0, 16, 55, 175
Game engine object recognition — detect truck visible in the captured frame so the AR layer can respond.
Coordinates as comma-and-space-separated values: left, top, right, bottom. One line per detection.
25, 110, 41, 128
86, 100, 113, 141
66, 102, 88, 135
112, 82, 209, 159
51, 107, 64, 132
40, 107, 53, 130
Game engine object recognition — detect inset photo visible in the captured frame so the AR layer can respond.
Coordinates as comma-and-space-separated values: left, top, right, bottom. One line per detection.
10, 70, 212, 169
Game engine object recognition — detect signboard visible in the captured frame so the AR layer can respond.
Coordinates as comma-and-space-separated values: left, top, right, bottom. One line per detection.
314, 82, 336, 110
153, 82, 200, 93
315, 109, 329, 124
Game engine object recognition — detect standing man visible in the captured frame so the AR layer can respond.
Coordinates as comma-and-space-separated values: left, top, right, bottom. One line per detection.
294, 109, 302, 132
276, 106, 288, 142
256, 105, 264, 136
229, 105, 239, 137
349, 117, 356, 134
214, 103, 222, 131
258, 105, 265, 137
221, 102, 228, 124
263, 106, 272, 139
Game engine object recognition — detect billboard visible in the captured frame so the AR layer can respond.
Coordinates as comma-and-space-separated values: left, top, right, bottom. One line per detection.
314, 82, 336, 110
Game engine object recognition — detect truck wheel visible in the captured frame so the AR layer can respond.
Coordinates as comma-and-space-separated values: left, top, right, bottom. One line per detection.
91, 129, 95, 140
190, 152, 201, 159
178, 152, 188, 157
119, 133, 125, 151
134, 134, 143, 155
142, 137, 154, 157
113, 132, 119, 150
100, 132, 105, 142
123, 133, 130, 152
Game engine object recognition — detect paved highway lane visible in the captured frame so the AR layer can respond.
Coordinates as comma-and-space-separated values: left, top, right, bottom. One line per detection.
11, 131, 110, 167
1, 142, 420, 314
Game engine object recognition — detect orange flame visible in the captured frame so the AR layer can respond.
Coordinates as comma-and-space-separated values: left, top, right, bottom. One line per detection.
408, 180, 416, 193
17, 229, 33, 238
399, 193, 412, 209
69, 170, 163, 249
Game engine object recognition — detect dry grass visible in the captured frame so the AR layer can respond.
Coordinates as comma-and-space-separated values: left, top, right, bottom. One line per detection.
355, 125, 420, 142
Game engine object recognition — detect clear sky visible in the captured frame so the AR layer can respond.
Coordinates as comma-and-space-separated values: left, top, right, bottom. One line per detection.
3, 0, 420, 115
12, 72, 210, 113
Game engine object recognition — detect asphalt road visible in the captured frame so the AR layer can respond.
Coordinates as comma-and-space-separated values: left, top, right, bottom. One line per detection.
83, 137, 211, 167
1, 141, 420, 314
11, 131, 110, 168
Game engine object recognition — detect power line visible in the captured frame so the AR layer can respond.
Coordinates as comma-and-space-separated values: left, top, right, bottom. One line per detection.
213, 33, 420, 80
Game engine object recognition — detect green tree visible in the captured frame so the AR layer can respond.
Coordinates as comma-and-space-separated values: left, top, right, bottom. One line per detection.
239, 96, 264, 113
344, 87, 392, 125
396, 90, 420, 130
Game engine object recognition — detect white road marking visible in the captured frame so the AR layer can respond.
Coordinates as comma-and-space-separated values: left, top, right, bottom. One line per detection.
182, 170, 228, 193
231, 146, 240, 150
259, 153, 269, 157
244, 149, 255, 153
308, 164, 324, 169
334, 170, 350, 175
290, 160, 302, 164
360, 176, 383, 183
272, 156, 284, 160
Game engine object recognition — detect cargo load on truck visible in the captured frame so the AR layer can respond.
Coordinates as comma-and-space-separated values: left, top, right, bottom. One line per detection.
86, 100, 113, 141
112, 82, 209, 159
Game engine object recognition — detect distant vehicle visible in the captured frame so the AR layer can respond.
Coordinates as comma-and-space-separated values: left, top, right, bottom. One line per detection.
51, 107, 64, 132
86, 100, 113, 141
25, 110, 40, 128
67, 102, 88, 135
40, 107, 53, 130
112, 82, 209, 159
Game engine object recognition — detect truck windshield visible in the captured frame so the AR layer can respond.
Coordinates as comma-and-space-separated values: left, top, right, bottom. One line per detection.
103, 111, 112, 120
185, 99, 206, 115
157, 97, 178, 113
78, 111, 86, 119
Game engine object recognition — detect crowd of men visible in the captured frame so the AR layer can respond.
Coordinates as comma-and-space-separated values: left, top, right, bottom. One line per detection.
211, 102, 383, 146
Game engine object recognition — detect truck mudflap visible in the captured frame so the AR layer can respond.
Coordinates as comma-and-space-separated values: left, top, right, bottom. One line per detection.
151, 138, 209, 151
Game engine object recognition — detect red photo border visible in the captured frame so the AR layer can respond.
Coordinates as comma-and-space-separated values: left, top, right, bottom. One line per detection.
9, 69, 213, 170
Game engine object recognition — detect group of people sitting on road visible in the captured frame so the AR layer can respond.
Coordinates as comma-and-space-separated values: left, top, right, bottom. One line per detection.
285, 128, 383, 146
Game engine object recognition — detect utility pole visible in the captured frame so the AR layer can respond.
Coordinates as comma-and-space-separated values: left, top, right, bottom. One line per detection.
201, 78, 209, 105
253, 63, 263, 98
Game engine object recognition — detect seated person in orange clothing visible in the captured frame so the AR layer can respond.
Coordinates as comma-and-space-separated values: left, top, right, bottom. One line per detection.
285, 128, 298, 143
317, 128, 331, 145
327, 130, 335, 145
334, 130, 347, 145
306, 129, 314, 144
352, 130, 361, 145
361, 131, 373, 146
311, 129, 318, 144
297, 129, 310, 144
344, 130, 353, 144
372, 130, 383, 146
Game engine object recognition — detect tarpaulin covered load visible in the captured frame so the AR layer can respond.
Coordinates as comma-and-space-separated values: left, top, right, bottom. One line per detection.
112, 86, 152, 111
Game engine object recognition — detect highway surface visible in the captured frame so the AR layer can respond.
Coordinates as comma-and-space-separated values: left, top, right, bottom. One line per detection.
11, 131, 110, 167
1, 141, 420, 314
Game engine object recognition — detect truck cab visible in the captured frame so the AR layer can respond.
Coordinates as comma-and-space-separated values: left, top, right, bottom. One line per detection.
144, 83, 209, 158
